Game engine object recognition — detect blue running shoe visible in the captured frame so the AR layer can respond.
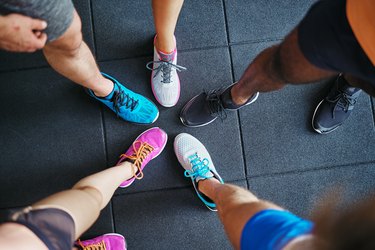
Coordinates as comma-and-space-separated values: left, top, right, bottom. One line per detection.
174, 133, 224, 211
86, 73, 159, 124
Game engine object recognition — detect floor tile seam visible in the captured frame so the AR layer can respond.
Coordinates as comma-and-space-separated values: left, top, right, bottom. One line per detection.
96, 44, 231, 63
0, 36, 283, 74
221, 0, 230, 49
111, 178, 248, 198
0, 177, 252, 210
99, 106, 109, 166
246, 160, 375, 180
221, 0, 249, 189
370, 96, 375, 128
96, 37, 282, 63
228, 38, 283, 47
237, 116, 249, 189
88, 0, 98, 56
0, 40, 283, 74
109, 200, 116, 233
0, 65, 51, 74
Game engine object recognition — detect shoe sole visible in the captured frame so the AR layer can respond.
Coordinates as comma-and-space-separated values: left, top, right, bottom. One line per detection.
119, 127, 168, 188
180, 115, 218, 128
311, 100, 340, 134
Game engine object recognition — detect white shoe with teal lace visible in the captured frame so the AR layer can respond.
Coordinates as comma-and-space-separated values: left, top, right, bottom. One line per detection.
174, 133, 224, 211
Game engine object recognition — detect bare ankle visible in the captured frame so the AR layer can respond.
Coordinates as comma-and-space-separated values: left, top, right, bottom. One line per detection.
231, 84, 253, 105
155, 35, 175, 54
93, 78, 114, 97
198, 178, 221, 193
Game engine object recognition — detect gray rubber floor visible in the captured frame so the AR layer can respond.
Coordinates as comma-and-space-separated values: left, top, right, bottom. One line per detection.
0, 1, 374, 249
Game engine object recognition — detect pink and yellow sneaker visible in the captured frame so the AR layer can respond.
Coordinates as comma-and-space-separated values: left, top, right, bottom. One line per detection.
77, 233, 126, 250
117, 127, 168, 188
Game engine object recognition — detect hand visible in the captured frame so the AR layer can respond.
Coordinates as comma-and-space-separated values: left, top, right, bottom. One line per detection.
0, 13, 48, 52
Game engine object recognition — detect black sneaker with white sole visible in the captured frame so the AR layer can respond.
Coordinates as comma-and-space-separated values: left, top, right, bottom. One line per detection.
180, 83, 259, 127
312, 74, 362, 134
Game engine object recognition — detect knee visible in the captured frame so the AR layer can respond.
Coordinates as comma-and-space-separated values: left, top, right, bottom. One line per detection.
44, 11, 83, 56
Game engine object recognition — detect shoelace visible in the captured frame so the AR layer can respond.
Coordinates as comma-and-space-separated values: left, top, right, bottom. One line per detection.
184, 153, 210, 180
146, 60, 186, 83
77, 239, 106, 250
111, 84, 139, 115
120, 141, 154, 180
327, 91, 357, 118
205, 89, 227, 120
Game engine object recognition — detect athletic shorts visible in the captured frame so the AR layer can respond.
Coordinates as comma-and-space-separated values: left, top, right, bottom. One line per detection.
0, 0, 74, 42
241, 209, 313, 250
5, 206, 75, 250
298, 0, 375, 87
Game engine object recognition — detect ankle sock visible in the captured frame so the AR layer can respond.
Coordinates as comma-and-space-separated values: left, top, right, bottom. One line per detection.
157, 49, 176, 62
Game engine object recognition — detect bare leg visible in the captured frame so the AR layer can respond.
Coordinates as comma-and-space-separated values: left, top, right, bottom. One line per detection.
152, 0, 184, 53
198, 179, 282, 250
43, 10, 113, 97
231, 28, 337, 105
33, 162, 137, 239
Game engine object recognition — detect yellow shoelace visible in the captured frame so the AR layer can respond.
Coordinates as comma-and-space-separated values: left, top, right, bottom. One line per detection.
77, 239, 106, 250
120, 141, 154, 180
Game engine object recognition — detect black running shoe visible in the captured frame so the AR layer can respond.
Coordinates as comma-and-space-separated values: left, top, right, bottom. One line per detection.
312, 74, 362, 134
180, 84, 259, 127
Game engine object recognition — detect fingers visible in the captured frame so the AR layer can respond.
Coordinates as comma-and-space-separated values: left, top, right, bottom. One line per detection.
30, 18, 47, 31
29, 18, 48, 51
26, 32, 47, 52
37, 32, 47, 46
30, 18, 48, 50
34, 31, 41, 37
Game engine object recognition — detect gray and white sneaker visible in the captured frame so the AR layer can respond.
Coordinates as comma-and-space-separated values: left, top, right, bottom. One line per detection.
312, 74, 362, 134
180, 83, 259, 127
174, 133, 224, 211
146, 36, 186, 107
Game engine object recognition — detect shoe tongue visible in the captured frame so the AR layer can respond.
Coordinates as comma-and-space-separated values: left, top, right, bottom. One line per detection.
158, 50, 175, 62
344, 86, 361, 95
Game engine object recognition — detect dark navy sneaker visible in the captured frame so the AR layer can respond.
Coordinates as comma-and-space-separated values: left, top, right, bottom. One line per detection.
86, 73, 159, 125
180, 83, 259, 127
312, 74, 362, 134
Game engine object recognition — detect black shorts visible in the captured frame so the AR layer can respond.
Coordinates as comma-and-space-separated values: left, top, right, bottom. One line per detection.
6, 206, 75, 250
298, 0, 375, 88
